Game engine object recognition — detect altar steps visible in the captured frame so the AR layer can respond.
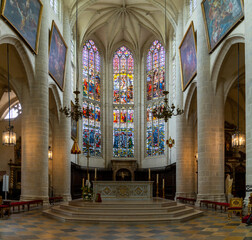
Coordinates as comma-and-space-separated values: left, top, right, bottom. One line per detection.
59, 202, 186, 214
43, 198, 203, 223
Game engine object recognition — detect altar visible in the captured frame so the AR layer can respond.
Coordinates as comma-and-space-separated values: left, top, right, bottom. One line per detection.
93, 181, 153, 200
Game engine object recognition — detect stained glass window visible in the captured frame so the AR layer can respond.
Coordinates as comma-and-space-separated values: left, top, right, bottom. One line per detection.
146, 40, 165, 156
82, 40, 101, 156
113, 46, 134, 104
146, 40, 165, 101
113, 107, 134, 157
113, 46, 134, 157
83, 40, 101, 102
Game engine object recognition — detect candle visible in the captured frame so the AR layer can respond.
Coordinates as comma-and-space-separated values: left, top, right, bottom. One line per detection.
95, 168, 97, 179
88, 173, 90, 182
82, 178, 84, 187
156, 174, 159, 183
163, 178, 165, 189
148, 168, 151, 180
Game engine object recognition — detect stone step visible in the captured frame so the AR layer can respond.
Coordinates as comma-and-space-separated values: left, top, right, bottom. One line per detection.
69, 199, 177, 209
43, 208, 203, 223
59, 202, 185, 213
51, 205, 194, 219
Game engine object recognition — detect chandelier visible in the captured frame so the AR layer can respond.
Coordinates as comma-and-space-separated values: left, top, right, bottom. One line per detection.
152, 0, 183, 122
60, 0, 83, 153
60, 90, 82, 122
232, 43, 245, 148
60, 0, 82, 121
152, 91, 183, 122
2, 44, 16, 146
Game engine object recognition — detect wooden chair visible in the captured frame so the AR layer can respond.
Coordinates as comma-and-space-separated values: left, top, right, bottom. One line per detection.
248, 193, 252, 214
228, 197, 243, 220
0, 196, 11, 218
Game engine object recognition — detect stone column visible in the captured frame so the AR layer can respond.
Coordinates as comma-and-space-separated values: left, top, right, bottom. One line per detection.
20, 0, 49, 203
244, 0, 252, 201
196, 0, 225, 202
52, 6, 72, 201
175, 11, 195, 199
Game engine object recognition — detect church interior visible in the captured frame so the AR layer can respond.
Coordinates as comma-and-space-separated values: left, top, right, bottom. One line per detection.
0, 0, 252, 239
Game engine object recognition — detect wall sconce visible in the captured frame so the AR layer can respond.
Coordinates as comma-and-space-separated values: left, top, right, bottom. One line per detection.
48, 146, 53, 160
195, 152, 198, 160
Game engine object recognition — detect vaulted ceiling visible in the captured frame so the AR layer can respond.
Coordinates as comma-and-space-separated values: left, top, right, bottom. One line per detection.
63, 0, 182, 52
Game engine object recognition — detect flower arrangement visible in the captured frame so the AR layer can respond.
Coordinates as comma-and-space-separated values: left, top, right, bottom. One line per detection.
81, 179, 93, 201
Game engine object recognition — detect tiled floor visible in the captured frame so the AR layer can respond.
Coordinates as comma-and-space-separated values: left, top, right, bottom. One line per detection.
1, 205, 252, 240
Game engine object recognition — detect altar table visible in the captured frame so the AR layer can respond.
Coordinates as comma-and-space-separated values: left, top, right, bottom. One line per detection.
93, 181, 153, 200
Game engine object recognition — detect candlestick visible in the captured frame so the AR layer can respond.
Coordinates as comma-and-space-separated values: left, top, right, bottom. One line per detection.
148, 168, 151, 181
82, 178, 84, 188
156, 174, 159, 183
95, 168, 97, 180
156, 181, 159, 197
162, 178, 165, 198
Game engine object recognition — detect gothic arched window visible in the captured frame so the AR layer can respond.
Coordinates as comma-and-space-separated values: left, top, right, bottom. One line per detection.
146, 40, 165, 156
113, 46, 134, 158
82, 40, 101, 156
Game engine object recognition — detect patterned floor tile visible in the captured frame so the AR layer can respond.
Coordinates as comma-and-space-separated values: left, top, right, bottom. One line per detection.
1, 206, 252, 239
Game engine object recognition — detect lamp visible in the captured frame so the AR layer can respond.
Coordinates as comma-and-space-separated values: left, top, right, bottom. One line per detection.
60, 0, 82, 153
2, 44, 16, 146
48, 146, 53, 160
231, 44, 245, 148
152, 0, 183, 122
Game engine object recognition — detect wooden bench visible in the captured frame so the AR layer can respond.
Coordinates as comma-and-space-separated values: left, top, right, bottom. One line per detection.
10, 200, 43, 212
200, 200, 230, 212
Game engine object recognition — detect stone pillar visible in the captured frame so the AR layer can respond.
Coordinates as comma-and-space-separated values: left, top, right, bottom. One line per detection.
52, 6, 72, 201
196, 0, 225, 202
244, 0, 252, 201
20, 0, 49, 203
175, 11, 195, 199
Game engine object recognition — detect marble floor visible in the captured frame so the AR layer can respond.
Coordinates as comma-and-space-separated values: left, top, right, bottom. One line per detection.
1, 205, 252, 240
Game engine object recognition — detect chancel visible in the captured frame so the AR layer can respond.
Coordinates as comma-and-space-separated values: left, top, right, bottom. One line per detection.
0, 0, 251, 238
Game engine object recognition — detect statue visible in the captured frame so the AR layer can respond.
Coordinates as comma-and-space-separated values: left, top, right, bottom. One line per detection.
225, 174, 233, 203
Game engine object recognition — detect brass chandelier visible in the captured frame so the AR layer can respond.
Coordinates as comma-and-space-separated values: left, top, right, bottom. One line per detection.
60, 0, 83, 155
152, 91, 183, 122
152, 0, 183, 122
60, 0, 82, 122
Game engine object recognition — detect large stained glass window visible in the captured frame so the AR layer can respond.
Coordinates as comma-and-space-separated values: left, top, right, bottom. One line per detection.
146, 40, 165, 156
146, 103, 165, 156
82, 40, 101, 156
113, 46, 134, 157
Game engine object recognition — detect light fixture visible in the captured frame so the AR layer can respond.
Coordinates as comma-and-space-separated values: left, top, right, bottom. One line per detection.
60, 0, 82, 153
2, 44, 16, 146
48, 146, 53, 160
60, 0, 82, 123
232, 44, 245, 148
152, 0, 183, 122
